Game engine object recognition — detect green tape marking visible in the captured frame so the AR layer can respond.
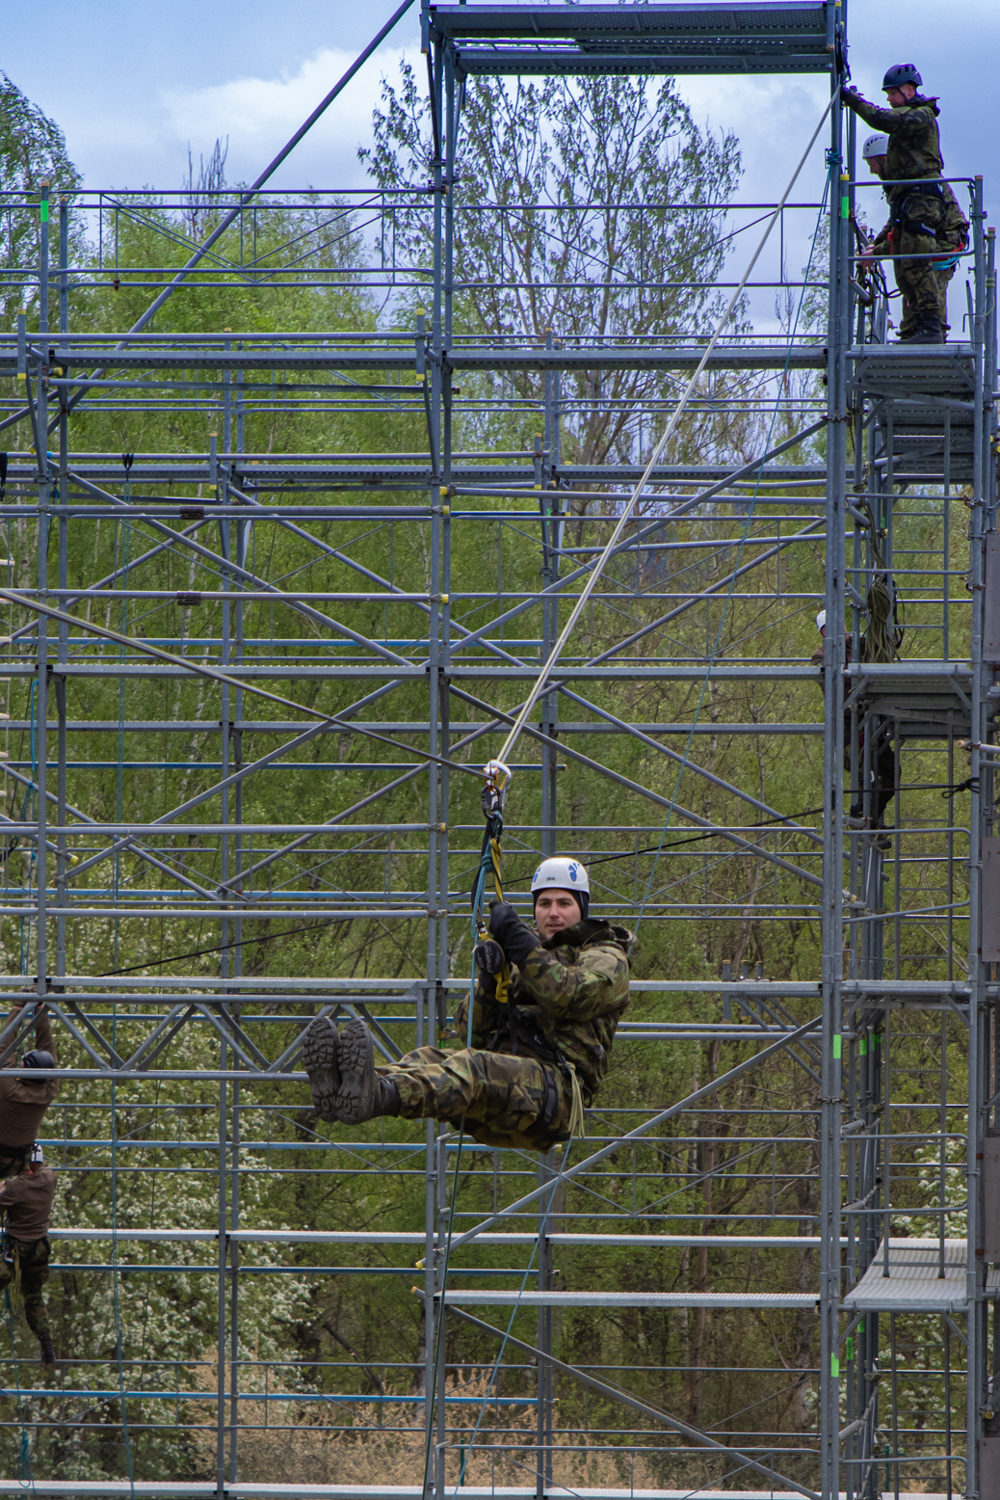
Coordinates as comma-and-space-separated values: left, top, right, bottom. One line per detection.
860, 1036, 867, 1056
833, 1035, 842, 1060
831, 1355, 840, 1378
841, 195, 850, 219
845, 1336, 854, 1361
40, 200, 49, 223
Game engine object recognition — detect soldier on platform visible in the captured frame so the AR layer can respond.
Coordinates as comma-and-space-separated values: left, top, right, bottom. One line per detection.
843, 65, 968, 343
0, 1144, 57, 1365
301, 858, 631, 1152
0, 999, 59, 1179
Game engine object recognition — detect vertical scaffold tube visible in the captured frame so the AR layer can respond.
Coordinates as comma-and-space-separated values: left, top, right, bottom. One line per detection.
821, 79, 850, 1500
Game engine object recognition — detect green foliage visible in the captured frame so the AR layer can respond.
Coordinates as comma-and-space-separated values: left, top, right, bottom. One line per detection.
0, 71, 83, 324
0, 71, 972, 1496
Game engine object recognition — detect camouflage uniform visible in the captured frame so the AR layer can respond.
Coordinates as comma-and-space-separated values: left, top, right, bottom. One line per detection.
0, 1236, 51, 1342
378, 918, 632, 1152
0, 1162, 56, 1347
846, 92, 968, 333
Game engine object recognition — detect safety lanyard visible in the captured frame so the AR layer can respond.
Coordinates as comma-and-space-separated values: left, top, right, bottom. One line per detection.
473, 759, 513, 1006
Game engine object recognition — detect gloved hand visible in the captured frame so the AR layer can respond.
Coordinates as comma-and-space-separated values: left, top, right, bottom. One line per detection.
488, 900, 542, 968
473, 938, 505, 975
840, 85, 860, 107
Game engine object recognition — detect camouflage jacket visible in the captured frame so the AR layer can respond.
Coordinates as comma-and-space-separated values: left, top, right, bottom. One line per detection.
871, 177, 968, 254
848, 93, 944, 185
455, 917, 632, 1098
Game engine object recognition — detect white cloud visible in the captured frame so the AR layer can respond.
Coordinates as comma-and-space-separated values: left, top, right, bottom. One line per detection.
158, 45, 423, 189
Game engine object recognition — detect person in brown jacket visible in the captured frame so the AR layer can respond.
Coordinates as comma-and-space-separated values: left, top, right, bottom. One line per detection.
0, 999, 59, 1177
0, 1143, 56, 1363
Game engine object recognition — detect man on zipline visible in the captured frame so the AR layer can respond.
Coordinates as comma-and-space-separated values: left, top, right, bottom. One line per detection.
0, 998, 59, 1179
302, 858, 632, 1152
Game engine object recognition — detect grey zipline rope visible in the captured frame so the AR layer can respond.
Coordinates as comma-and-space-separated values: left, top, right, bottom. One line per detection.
495, 90, 836, 770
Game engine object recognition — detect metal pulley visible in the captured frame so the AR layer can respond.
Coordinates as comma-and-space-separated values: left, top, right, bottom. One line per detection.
480, 758, 512, 819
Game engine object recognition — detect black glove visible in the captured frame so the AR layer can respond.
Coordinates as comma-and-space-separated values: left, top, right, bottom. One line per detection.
473, 938, 505, 975
840, 85, 860, 107
488, 900, 542, 967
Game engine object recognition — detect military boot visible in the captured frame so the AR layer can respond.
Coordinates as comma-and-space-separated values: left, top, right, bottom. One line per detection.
40, 1335, 55, 1366
909, 314, 944, 344
334, 1020, 400, 1125
301, 1015, 342, 1120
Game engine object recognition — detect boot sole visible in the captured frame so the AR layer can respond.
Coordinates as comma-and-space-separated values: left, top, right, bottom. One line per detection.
301, 1016, 341, 1119
334, 1020, 378, 1126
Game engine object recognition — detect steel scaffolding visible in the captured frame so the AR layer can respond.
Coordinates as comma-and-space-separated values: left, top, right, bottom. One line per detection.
0, 1, 996, 1496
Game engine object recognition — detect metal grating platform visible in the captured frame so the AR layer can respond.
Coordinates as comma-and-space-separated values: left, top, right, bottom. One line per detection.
428, 2, 835, 76
850, 344, 977, 479
843, 1239, 968, 1314
437, 1289, 818, 1308
850, 344, 977, 400
845, 663, 986, 740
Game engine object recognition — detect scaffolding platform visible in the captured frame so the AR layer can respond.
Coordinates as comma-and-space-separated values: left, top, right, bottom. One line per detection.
428, 1, 835, 76
849, 343, 977, 481
438, 1289, 818, 1309
850, 343, 977, 400
843, 1239, 967, 1314
845, 662, 985, 739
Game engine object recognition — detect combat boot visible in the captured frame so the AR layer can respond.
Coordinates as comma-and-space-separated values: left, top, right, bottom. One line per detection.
301, 1015, 342, 1120
40, 1335, 55, 1366
334, 1021, 401, 1125
909, 314, 944, 344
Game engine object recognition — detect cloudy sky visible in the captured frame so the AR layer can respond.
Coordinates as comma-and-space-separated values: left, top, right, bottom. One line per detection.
2, 0, 994, 321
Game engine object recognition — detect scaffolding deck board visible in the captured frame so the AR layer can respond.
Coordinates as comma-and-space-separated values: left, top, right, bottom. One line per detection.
850, 343, 977, 399
438, 1289, 817, 1308
843, 1239, 968, 1313
429, 1, 834, 76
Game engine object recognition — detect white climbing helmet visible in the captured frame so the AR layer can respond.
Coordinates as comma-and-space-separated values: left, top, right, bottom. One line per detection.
531, 856, 589, 897
531, 857, 590, 918
862, 132, 890, 160
816, 610, 826, 633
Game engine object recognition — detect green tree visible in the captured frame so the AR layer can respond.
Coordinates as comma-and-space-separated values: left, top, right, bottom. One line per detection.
363, 67, 744, 471
0, 71, 82, 323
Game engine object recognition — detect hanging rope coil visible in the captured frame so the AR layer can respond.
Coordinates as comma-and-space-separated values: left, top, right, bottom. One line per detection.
862, 574, 902, 663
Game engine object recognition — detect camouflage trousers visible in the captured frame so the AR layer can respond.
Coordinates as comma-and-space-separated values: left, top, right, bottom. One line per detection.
0, 1235, 50, 1341
895, 238, 956, 331
887, 193, 965, 334
379, 1046, 574, 1152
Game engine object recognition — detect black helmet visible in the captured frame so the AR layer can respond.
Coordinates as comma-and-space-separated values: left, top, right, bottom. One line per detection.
882, 63, 921, 91
22, 1049, 55, 1072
